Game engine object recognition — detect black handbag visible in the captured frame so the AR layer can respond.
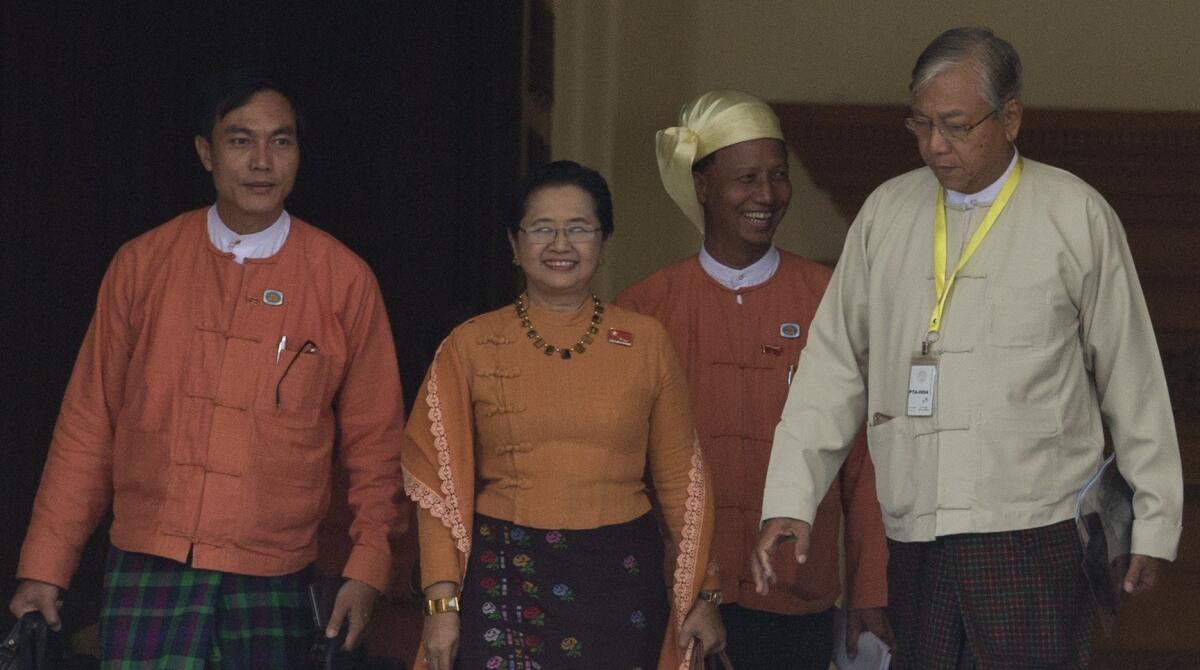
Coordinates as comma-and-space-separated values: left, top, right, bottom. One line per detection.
0, 613, 47, 670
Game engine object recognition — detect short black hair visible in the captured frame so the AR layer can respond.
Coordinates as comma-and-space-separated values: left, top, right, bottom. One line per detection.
197, 69, 305, 141
508, 160, 614, 240
691, 151, 717, 175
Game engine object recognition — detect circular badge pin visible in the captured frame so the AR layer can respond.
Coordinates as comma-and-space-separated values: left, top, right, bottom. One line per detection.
263, 289, 284, 306
779, 322, 801, 339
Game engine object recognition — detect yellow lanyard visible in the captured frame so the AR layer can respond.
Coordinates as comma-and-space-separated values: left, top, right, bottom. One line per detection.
925, 158, 1023, 352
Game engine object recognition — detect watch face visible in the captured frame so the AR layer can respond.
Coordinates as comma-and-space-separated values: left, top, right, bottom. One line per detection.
700, 591, 721, 604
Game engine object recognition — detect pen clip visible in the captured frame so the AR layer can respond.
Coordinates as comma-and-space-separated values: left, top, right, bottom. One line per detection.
276, 339, 317, 407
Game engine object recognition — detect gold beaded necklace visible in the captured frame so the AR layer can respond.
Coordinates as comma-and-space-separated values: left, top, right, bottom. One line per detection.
515, 293, 604, 360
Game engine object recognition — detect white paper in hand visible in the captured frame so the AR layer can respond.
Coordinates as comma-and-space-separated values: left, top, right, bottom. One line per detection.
832, 606, 892, 670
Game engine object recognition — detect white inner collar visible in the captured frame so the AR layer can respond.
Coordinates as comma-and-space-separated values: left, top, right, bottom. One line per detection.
206, 206, 291, 263
698, 245, 780, 291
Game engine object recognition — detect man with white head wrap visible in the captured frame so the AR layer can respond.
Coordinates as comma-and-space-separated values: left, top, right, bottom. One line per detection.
618, 90, 891, 669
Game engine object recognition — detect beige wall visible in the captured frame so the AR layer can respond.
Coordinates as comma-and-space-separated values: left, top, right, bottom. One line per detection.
552, 0, 1200, 298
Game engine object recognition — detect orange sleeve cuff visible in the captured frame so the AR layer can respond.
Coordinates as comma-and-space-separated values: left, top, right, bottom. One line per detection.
342, 543, 395, 594
16, 539, 79, 592
417, 508, 463, 591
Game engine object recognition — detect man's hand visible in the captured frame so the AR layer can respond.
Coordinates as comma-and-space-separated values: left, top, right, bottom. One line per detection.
846, 607, 895, 658
677, 597, 725, 657
9, 579, 63, 631
1123, 554, 1163, 597
750, 517, 812, 595
325, 578, 380, 650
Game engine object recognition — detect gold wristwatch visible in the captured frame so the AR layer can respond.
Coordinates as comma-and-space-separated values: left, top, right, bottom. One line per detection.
697, 590, 723, 605
424, 595, 461, 615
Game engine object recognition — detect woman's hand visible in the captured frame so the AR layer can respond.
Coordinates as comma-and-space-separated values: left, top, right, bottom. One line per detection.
421, 581, 460, 670
677, 597, 726, 657
421, 611, 460, 670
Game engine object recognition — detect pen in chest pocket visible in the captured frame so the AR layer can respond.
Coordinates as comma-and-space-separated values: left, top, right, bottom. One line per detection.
275, 338, 318, 407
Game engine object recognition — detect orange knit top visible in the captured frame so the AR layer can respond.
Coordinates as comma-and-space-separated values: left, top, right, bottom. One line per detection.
403, 300, 719, 669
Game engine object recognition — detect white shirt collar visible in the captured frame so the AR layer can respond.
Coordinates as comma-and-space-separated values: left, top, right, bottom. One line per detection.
698, 245, 780, 291
206, 206, 291, 264
944, 149, 1019, 210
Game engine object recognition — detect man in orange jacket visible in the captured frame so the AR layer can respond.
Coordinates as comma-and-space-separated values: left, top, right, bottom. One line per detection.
9, 70, 408, 667
618, 90, 892, 669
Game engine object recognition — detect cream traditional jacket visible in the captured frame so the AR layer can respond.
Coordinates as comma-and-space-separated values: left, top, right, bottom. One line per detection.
763, 158, 1182, 560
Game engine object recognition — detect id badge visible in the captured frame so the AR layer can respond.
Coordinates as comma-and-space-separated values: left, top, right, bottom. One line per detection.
906, 356, 938, 417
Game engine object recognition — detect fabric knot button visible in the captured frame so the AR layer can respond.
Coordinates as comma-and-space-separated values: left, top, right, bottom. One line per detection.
484, 404, 525, 417
494, 442, 534, 455
497, 477, 533, 490
475, 367, 522, 379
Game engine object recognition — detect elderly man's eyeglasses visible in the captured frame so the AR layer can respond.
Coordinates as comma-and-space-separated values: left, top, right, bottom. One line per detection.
905, 106, 1000, 142
519, 225, 601, 244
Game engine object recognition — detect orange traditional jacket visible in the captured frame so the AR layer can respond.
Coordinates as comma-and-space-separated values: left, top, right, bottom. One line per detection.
402, 301, 718, 670
618, 251, 888, 614
17, 209, 407, 592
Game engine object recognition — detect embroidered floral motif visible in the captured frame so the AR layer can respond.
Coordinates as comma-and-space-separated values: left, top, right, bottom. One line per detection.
544, 530, 567, 550
512, 553, 534, 575
560, 636, 582, 658
521, 580, 540, 600
480, 576, 502, 598
551, 583, 574, 602
672, 437, 708, 647
524, 634, 544, 654
630, 610, 646, 630
484, 627, 503, 647
482, 601, 500, 620
509, 527, 531, 546
480, 549, 502, 570
479, 524, 493, 541
404, 342, 471, 557
402, 467, 467, 551
623, 554, 640, 576
523, 606, 545, 627
486, 656, 503, 669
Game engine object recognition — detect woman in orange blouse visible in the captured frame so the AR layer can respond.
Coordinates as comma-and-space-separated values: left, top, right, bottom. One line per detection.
403, 161, 724, 669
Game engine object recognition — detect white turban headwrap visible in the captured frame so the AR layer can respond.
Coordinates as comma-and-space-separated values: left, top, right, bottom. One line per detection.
656, 90, 785, 233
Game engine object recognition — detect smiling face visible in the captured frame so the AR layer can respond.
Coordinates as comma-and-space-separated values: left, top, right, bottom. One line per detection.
194, 89, 299, 234
693, 137, 791, 269
508, 184, 606, 309
911, 63, 1021, 194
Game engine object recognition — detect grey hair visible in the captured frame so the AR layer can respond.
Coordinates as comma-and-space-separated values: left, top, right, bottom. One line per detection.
910, 27, 1022, 114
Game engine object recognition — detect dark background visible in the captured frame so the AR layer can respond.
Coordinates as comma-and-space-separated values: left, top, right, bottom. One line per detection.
1, 1, 529, 634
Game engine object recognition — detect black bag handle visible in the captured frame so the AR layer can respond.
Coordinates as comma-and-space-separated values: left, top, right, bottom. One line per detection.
0, 612, 48, 670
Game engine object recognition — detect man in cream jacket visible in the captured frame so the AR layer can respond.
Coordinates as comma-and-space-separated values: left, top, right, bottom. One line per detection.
754, 27, 1182, 668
